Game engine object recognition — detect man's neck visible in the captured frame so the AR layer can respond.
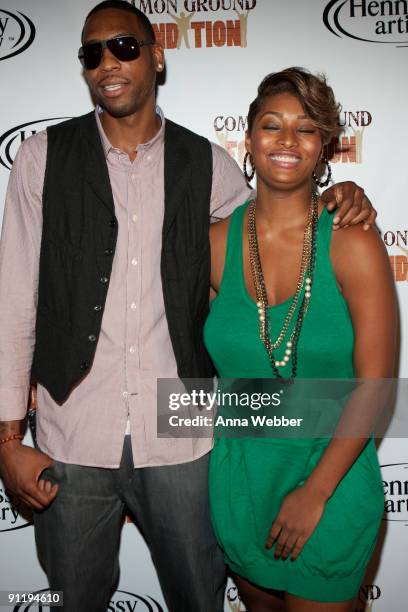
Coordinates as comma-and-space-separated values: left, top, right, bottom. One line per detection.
100, 105, 161, 160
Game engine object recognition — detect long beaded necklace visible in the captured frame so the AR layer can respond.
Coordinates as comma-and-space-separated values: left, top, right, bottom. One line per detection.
248, 192, 319, 381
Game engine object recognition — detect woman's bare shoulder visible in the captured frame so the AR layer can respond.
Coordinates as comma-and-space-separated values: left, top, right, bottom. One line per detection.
331, 223, 391, 286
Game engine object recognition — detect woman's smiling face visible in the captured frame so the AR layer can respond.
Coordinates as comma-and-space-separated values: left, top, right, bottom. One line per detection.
245, 91, 323, 192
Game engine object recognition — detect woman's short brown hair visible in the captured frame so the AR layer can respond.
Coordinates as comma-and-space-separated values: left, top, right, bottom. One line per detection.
247, 67, 341, 145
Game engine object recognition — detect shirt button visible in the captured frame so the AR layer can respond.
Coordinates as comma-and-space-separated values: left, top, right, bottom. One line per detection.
130, 302, 137, 310
94, 304, 102, 312
100, 276, 109, 284
104, 248, 113, 256
131, 258, 138, 266
129, 346, 136, 353
132, 214, 138, 223
131, 174, 136, 180
88, 334, 97, 342
122, 391, 129, 398
146, 155, 152, 162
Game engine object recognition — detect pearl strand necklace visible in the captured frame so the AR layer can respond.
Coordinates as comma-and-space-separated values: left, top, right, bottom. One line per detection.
248, 193, 318, 370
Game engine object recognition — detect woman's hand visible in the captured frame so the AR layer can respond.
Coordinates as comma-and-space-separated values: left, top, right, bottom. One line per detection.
265, 484, 327, 561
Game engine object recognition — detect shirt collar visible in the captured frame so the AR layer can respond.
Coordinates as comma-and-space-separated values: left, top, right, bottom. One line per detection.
95, 105, 165, 159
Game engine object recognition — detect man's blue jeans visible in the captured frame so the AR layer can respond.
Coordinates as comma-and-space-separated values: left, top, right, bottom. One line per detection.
34, 436, 226, 612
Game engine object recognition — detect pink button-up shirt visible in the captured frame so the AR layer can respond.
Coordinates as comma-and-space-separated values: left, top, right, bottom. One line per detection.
0, 108, 252, 467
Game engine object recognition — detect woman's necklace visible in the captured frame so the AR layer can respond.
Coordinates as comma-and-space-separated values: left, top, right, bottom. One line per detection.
248, 192, 319, 381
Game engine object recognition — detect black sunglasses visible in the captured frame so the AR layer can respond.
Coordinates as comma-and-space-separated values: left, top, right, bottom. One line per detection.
78, 35, 155, 70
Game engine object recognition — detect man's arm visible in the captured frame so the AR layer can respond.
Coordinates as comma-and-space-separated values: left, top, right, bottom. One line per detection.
209, 143, 253, 221
320, 182, 376, 230
0, 137, 43, 420
0, 132, 58, 510
210, 144, 377, 227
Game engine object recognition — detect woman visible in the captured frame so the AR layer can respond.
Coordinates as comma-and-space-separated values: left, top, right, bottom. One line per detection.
204, 68, 397, 611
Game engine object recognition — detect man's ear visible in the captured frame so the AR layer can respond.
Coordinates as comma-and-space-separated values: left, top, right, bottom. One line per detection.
153, 43, 165, 72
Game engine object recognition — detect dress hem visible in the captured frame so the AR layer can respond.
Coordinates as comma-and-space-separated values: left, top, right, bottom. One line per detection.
227, 559, 363, 602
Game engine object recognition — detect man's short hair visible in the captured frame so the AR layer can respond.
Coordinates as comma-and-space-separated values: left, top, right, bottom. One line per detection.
83, 1, 156, 42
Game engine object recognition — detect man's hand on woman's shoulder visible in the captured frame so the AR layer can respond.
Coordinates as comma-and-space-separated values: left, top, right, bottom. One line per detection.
320, 181, 376, 230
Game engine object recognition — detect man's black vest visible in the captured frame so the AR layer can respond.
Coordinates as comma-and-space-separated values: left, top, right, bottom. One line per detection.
31, 112, 214, 403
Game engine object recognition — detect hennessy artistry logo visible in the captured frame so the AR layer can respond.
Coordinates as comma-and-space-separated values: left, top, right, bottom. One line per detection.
0, 9, 35, 61
130, 0, 256, 49
0, 118, 69, 170
107, 590, 164, 611
0, 485, 32, 532
323, 0, 408, 47
381, 463, 408, 523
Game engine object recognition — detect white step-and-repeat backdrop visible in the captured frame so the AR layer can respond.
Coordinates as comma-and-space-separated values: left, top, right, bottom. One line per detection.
0, 1, 407, 610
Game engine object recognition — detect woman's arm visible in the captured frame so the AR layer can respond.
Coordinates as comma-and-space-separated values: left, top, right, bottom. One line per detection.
303, 223, 397, 496
209, 217, 230, 294
267, 223, 397, 560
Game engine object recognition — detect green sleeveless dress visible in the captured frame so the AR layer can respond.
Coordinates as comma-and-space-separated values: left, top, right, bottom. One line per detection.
204, 202, 384, 602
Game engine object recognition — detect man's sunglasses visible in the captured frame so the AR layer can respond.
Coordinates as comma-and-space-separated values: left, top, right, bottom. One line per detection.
78, 35, 155, 70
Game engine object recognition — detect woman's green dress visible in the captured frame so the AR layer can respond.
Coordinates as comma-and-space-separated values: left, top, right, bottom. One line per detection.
204, 202, 384, 602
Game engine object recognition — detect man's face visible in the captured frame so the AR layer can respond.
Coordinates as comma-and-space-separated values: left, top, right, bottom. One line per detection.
82, 9, 163, 118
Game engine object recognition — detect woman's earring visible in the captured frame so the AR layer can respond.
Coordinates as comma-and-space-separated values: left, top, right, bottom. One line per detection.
313, 157, 332, 187
243, 152, 255, 183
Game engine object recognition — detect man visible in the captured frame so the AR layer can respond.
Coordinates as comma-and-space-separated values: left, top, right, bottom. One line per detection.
0, 2, 376, 611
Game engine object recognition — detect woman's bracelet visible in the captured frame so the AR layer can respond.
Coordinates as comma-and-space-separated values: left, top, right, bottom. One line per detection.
0, 433, 24, 445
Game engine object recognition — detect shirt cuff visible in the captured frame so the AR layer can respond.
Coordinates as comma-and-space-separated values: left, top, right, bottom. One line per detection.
0, 387, 29, 421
